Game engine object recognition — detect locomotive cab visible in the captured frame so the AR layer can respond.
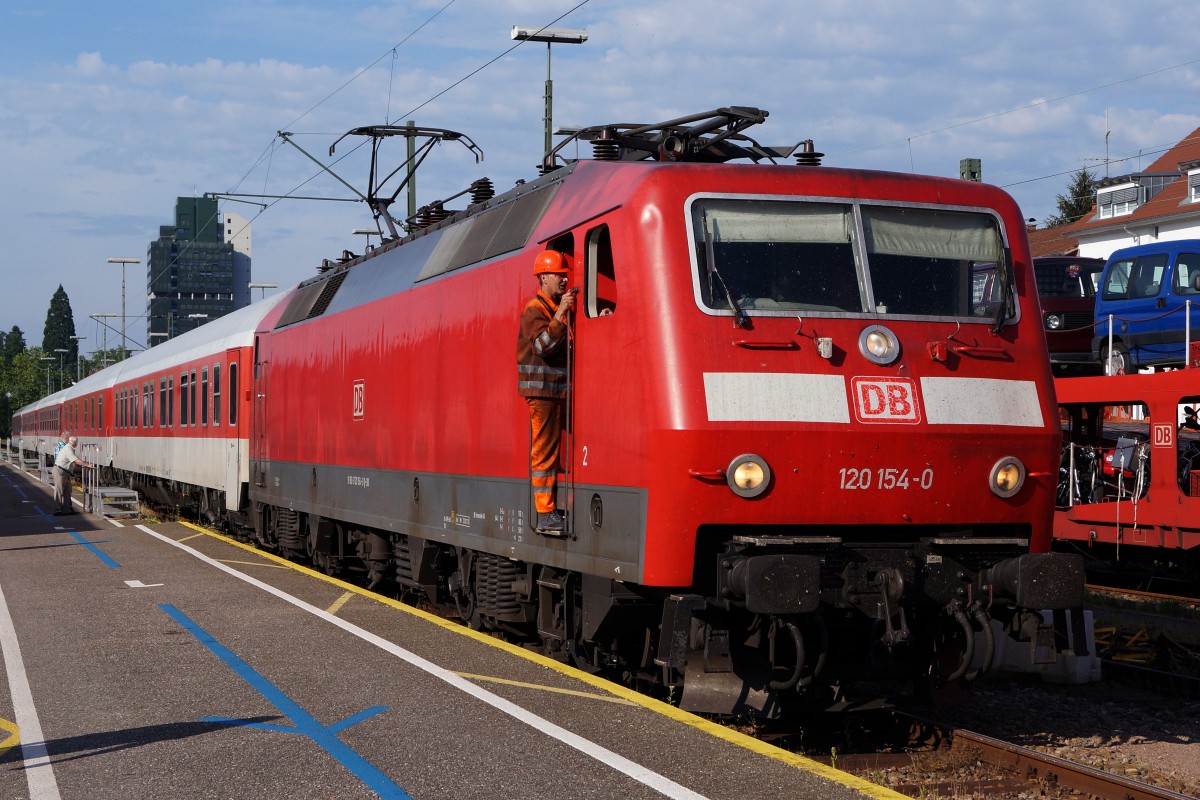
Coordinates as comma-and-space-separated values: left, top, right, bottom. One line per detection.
555, 162, 1087, 713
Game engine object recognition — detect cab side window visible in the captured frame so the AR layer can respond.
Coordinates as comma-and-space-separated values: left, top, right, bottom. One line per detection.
585, 224, 616, 318
1101, 258, 1132, 299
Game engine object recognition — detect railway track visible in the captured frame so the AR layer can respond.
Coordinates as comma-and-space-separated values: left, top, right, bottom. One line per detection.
822, 711, 1197, 799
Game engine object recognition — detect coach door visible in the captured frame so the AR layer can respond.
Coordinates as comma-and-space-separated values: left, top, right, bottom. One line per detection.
250, 335, 270, 493
223, 348, 243, 509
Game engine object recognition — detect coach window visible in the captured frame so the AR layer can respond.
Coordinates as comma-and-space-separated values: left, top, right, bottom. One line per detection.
159, 377, 167, 426
191, 369, 198, 428
228, 362, 238, 425
201, 367, 209, 425
98, 397, 103, 430
213, 364, 221, 426
167, 376, 174, 427
180, 373, 189, 426
141, 384, 148, 428
585, 224, 616, 318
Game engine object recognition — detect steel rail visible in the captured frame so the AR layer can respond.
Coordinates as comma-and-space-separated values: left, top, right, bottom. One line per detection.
950, 726, 1195, 800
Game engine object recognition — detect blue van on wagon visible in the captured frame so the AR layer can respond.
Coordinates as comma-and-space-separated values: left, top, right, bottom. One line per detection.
1093, 239, 1200, 374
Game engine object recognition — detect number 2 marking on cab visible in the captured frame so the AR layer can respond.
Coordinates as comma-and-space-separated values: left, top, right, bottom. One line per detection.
839, 467, 933, 490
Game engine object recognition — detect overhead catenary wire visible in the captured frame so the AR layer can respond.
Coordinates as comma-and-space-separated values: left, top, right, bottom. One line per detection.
169, 6, 1185, 308
169, 0, 596, 299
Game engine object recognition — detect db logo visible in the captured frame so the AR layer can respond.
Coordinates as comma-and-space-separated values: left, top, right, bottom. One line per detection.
352, 380, 365, 420
851, 377, 921, 424
1152, 423, 1173, 448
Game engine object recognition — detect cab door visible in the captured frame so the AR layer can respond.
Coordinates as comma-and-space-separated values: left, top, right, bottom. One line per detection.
566, 223, 618, 536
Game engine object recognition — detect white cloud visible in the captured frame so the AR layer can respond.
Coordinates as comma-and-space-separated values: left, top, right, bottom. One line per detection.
2, 0, 1199, 347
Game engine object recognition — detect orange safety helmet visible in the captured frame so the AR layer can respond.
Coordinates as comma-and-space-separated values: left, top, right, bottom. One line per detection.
533, 250, 570, 276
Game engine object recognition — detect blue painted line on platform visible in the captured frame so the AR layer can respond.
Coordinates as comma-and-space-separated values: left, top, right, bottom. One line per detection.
159, 603, 408, 800
66, 531, 120, 568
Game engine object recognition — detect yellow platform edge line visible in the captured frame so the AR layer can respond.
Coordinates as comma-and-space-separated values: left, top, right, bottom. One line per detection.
325, 591, 354, 616
175, 520, 904, 799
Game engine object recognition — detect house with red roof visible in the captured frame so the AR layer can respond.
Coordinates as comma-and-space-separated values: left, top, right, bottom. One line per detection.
1032, 126, 1200, 260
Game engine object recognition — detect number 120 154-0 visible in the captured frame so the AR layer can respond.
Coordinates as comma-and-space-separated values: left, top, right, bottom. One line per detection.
839, 467, 934, 490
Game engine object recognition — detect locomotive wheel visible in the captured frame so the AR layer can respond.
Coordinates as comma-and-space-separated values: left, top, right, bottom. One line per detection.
450, 551, 481, 630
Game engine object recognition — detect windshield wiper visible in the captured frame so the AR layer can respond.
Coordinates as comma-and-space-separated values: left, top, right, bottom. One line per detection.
991, 246, 1013, 334
702, 209, 748, 328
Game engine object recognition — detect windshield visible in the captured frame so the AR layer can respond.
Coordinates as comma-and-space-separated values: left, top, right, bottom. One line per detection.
690, 198, 1008, 322
1035, 261, 1099, 299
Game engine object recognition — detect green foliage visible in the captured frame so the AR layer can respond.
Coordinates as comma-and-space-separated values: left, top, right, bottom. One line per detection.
1044, 167, 1097, 228
0, 327, 27, 437
42, 285, 79, 364
0, 347, 52, 436
81, 348, 124, 378
2, 326, 24, 365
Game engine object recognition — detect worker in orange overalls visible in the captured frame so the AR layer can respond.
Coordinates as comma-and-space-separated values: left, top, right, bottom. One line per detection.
516, 250, 575, 534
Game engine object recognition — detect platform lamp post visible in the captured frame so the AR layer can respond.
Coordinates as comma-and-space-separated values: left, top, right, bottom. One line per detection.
54, 348, 68, 392
247, 282, 278, 301
71, 336, 86, 381
40, 357, 53, 395
106, 256, 141, 361
510, 25, 588, 160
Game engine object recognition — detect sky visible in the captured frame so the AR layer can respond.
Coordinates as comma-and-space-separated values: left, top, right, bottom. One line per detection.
1, 0, 1198, 356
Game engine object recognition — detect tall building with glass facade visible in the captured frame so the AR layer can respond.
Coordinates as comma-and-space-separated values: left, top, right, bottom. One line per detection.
146, 197, 252, 344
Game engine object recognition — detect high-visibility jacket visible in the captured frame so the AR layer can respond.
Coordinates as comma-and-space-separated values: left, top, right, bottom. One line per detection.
516, 290, 569, 399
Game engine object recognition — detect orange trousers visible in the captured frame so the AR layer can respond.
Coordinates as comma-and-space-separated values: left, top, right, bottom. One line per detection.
526, 397, 565, 513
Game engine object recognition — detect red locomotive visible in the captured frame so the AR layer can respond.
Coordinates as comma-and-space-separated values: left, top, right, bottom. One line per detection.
1054, 368, 1200, 584
15, 107, 1085, 714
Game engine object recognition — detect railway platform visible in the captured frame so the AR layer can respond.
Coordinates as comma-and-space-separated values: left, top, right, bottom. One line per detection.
0, 461, 899, 800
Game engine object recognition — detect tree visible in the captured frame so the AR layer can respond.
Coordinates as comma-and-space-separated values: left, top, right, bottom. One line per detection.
1044, 167, 1097, 228
0, 327, 26, 437
42, 285, 79, 388
2, 325, 24, 365
2, 347, 49, 424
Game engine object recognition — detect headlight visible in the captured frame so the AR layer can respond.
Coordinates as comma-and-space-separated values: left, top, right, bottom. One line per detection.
989, 456, 1026, 498
1045, 314, 1062, 330
858, 325, 900, 365
727, 454, 772, 498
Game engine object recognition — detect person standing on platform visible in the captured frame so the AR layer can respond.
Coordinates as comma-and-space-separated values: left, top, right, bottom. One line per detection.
52, 431, 70, 508
516, 250, 575, 534
53, 435, 92, 515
